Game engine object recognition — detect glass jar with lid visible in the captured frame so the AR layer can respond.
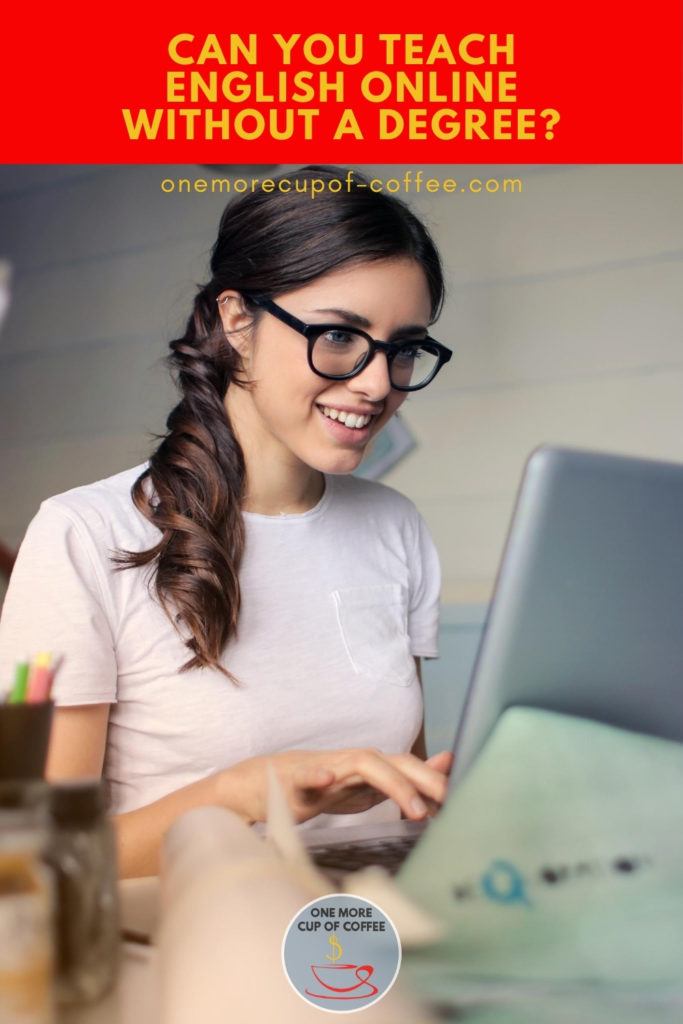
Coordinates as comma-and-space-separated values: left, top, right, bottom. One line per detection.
0, 780, 55, 1024
44, 780, 120, 1006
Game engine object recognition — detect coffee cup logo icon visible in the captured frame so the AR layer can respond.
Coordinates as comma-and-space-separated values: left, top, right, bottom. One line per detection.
305, 933, 379, 1001
282, 894, 401, 1013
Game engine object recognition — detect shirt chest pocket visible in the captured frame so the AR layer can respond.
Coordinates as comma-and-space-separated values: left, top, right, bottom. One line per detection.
331, 583, 417, 687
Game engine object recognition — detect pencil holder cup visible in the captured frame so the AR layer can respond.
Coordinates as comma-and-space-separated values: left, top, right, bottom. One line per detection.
0, 700, 54, 779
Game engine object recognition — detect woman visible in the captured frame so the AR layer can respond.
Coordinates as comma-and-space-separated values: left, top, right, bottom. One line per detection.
0, 166, 454, 878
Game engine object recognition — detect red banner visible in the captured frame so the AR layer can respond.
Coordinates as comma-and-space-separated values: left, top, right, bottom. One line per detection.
1, 2, 681, 163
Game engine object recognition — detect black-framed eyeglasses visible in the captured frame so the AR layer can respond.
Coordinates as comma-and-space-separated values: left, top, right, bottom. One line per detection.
246, 295, 452, 392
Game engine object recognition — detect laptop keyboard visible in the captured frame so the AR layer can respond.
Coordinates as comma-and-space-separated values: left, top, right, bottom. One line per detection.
308, 833, 419, 874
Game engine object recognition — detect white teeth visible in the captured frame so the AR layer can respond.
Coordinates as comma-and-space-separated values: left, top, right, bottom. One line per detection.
320, 406, 371, 429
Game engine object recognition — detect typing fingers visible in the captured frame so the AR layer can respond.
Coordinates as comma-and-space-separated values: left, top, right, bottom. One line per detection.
276, 748, 453, 822
426, 750, 454, 772
385, 751, 451, 806
324, 749, 441, 821
290, 763, 336, 793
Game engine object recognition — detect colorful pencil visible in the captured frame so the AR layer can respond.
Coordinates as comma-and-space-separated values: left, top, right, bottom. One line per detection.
8, 661, 30, 703
27, 652, 53, 703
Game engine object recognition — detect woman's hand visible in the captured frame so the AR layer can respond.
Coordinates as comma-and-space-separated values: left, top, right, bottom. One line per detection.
222, 747, 454, 825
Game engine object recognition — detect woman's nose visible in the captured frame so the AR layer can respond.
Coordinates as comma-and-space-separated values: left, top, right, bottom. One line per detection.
347, 351, 393, 400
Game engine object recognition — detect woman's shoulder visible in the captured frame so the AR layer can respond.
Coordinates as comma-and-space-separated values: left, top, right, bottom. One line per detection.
35, 463, 156, 548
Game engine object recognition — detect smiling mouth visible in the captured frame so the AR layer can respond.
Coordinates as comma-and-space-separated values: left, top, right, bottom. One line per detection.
316, 405, 377, 430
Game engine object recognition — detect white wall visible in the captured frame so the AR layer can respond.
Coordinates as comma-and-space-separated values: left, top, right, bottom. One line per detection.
384, 164, 683, 603
1, 163, 682, 613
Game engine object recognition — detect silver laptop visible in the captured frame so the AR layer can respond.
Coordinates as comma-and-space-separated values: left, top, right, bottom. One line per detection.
304, 444, 683, 872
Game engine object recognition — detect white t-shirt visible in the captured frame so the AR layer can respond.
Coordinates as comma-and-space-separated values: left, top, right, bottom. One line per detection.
0, 466, 441, 824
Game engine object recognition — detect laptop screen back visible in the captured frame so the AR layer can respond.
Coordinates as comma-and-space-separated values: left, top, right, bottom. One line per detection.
452, 445, 683, 784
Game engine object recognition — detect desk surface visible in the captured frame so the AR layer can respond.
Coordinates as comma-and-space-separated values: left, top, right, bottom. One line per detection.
61, 942, 158, 1024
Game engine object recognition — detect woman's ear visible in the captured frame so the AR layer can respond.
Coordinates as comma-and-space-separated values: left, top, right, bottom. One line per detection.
217, 290, 253, 357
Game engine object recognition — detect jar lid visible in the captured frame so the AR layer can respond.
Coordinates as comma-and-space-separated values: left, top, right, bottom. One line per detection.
0, 779, 49, 811
49, 780, 107, 825
0, 780, 49, 839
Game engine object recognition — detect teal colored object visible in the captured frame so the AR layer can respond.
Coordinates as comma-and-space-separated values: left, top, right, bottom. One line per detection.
398, 708, 683, 1021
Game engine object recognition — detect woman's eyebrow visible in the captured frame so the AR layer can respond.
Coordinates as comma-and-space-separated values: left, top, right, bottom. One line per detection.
308, 307, 427, 335
308, 307, 372, 327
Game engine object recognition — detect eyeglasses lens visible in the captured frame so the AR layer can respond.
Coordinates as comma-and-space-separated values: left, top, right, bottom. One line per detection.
389, 345, 440, 389
312, 329, 370, 378
311, 330, 440, 389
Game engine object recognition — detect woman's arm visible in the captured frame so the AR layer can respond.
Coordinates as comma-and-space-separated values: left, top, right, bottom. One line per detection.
45, 705, 233, 877
45, 704, 111, 779
112, 747, 453, 878
45, 702, 452, 879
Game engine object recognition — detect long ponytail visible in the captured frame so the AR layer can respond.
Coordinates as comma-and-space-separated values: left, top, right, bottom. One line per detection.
115, 284, 250, 676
